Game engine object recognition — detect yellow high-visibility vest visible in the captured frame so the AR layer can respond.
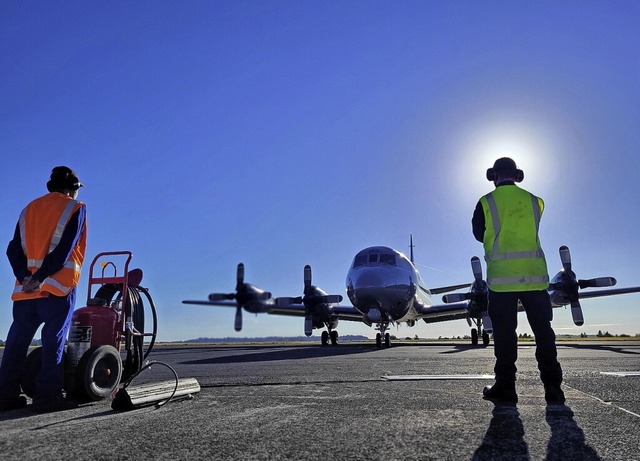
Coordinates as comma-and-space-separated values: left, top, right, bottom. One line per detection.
12, 192, 87, 300
480, 185, 549, 292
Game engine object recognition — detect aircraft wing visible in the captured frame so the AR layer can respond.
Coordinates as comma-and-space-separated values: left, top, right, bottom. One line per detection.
415, 302, 470, 323
429, 283, 472, 295
267, 304, 364, 322
577, 286, 640, 299
182, 300, 238, 307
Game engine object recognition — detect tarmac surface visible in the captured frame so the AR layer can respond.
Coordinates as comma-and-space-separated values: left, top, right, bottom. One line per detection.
1, 340, 639, 460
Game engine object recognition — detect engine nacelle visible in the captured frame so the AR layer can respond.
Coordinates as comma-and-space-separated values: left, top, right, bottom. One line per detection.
365, 308, 382, 324
549, 289, 570, 306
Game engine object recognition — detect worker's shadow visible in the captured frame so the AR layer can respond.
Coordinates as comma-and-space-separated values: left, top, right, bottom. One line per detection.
471, 404, 602, 461
471, 404, 529, 461
545, 405, 601, 461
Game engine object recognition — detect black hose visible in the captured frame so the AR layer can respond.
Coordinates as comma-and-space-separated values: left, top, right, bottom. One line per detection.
93, 281, 158, 381
118, 360, 179, 409
135, 285, 158, 360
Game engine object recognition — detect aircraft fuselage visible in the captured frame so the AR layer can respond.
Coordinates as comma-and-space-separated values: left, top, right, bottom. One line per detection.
346, 246, 431, 326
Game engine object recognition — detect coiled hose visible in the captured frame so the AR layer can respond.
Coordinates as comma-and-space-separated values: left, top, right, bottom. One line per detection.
93, 282, 158, 381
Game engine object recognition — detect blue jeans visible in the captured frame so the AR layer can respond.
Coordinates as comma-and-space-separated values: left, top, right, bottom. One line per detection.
488, 289, 563, 388
0, 290, 75, 402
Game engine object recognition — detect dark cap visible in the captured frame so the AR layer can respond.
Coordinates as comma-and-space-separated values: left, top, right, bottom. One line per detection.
486, 157, 524, 182
46, 166, 84, 192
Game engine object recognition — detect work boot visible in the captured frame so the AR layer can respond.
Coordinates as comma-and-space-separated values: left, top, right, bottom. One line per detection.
544, 385, 566, 404
482, 384, 518, 404
0, 396, 27, 412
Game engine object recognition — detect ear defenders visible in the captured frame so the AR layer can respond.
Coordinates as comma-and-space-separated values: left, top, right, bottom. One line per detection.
486, 157, 524, 182
486, 167, 524, 182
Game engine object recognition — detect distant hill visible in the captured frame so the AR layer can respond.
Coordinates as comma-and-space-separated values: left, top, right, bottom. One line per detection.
180, 335, 369, 343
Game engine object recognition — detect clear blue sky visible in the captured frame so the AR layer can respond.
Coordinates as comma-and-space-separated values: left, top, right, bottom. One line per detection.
2, 1, 639, 342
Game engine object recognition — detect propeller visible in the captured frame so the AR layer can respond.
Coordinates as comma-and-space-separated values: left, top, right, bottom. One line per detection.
558, 246, 584, 326
470, 256, 492, 334
275, 265, 343, 336
208, 263, 271, 331
442, 256, 492, 333
549, 245, 616, 327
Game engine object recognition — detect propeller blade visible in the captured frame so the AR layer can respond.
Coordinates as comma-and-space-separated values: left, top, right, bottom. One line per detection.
236, 263, 245, 288
209, 293, 235, 301
234, 306, 243, 331
571, 300, 584, 326
579, 277, 616, 289
276, 296, 303, 306
559, 245, 572, 272
304, 314, 313, 336
471, 256, 483, 281
304, 265, 312, 288
481, 311, 493, 334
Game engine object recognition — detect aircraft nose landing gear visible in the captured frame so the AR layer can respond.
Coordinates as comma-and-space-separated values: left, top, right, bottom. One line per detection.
375, 320, 391, 348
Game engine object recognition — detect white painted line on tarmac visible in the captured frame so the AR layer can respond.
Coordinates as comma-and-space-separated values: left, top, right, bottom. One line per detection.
566, 384, 640, 419
600, 371, 640, 377
382, 374, 495, 381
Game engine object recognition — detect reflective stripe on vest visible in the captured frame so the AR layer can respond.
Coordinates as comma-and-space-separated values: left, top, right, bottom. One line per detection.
487, 275, 549, 286
26, 259, 82, 272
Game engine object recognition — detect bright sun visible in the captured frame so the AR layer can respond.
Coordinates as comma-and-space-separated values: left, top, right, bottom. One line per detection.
454, 118, 559, 201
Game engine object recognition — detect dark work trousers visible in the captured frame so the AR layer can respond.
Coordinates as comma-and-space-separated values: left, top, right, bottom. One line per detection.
488, 289, 563, 388
0, 290, 75, 403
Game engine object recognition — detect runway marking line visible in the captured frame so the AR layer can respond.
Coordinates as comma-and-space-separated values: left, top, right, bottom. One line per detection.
600, 371, 640, 377
381, 374, 495, 381
565, 384, 640, 419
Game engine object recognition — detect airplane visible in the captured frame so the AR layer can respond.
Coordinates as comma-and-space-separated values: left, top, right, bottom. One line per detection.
181, 263, 274, 332
183, 239, 640, 348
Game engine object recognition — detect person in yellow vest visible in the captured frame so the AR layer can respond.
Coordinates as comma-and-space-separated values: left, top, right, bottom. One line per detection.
0, 166, 87, 413
472, 157, 564, 405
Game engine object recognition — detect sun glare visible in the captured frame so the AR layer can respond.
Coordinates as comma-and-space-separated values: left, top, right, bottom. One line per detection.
454, 118, 559, 201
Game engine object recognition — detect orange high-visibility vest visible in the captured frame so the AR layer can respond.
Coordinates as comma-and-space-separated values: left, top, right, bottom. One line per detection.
12, 192, 87, 300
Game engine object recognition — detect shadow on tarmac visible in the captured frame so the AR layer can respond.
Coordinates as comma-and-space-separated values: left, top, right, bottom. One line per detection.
439, 345, 490, 354
180, 344, 377, 365
545, 405, 601, 461
471, 404, 602, 461
559, 344, 640, 355
472, 404, 528, 461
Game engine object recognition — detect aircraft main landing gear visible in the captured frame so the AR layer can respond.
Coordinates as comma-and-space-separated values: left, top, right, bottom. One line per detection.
471, 328, 490, 346
321, 330, 339, 346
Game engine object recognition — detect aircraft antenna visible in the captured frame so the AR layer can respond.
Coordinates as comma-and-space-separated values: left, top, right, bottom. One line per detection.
409, 234, 415, 263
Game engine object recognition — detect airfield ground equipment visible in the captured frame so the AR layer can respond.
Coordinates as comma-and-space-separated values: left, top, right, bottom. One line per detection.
21, 251, 159, 401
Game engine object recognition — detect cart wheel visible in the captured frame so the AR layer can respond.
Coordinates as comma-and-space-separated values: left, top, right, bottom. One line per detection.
77, 345, 123, 401
20, 346, 43, 398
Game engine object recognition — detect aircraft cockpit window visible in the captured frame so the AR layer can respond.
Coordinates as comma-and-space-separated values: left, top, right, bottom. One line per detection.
353, 251, 397, 267
353, 254, 368, 267
379, 254, 396, 265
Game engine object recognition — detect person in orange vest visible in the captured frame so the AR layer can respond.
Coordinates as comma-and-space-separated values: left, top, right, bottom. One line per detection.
0, 166, 87, 413
472, 157, 564, 405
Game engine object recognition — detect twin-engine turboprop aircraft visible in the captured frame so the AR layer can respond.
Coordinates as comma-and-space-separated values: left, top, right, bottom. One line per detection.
182, 241, 640, 347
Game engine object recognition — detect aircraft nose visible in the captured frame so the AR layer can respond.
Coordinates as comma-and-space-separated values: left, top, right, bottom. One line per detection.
348, 267, 386, 289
